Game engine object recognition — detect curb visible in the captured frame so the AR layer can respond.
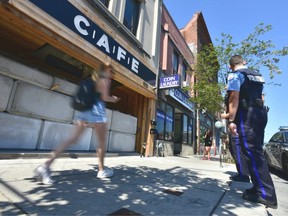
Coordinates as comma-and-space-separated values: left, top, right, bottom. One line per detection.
0, 151, 139, 160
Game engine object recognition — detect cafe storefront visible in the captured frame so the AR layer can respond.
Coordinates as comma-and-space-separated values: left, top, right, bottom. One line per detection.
0, 0, 161, 155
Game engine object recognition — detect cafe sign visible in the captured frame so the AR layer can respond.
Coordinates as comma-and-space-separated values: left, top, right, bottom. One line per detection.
28, 0, 156, 84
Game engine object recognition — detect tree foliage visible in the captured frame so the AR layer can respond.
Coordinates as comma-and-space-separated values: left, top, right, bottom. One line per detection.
190, 44, 223, 113
216, 23, 288, 83
191, 23, 288, 113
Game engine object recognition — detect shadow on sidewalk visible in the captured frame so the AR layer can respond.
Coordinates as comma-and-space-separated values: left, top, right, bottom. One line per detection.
0, 163, 258, 215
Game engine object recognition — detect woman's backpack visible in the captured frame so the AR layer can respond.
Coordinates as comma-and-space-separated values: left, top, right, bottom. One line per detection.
72, 78, 97, 111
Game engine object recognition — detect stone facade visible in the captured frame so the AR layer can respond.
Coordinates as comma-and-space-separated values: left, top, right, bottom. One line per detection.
0, 56, 137, 152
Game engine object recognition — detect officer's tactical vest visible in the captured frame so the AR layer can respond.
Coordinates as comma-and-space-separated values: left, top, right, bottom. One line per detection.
237, 68, 265, 109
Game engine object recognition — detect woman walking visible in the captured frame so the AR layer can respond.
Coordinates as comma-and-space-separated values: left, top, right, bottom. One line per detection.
34, 64, 120, 184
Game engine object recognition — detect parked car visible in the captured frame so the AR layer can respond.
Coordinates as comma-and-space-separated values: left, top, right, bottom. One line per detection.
264, 126, 288, 177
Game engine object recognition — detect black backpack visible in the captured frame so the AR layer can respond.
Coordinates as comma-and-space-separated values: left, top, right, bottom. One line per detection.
72, 78, 97, 111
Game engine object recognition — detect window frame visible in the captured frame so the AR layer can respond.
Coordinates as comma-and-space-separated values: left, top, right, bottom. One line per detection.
182, 114, 193, 145
123, 0, 141, 36
172, 51, 179, 74
156, 100, 174, 141
98, 0, 110, 8
181, 63, 187, 81
270, 132, 283, 143
284, 131, 288, 143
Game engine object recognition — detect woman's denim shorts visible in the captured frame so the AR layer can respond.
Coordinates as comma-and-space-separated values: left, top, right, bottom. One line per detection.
74, 100, 107, 124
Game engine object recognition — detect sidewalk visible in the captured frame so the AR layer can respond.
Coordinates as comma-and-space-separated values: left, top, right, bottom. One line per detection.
0, 153, 269, 215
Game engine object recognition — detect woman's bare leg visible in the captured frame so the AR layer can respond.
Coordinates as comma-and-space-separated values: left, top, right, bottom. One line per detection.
45, 123, 85, 168
94, 122, 107, 171
207, 147, 211, 160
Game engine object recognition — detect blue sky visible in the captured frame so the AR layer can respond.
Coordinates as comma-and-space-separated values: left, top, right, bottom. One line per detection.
163, 0, 288, 142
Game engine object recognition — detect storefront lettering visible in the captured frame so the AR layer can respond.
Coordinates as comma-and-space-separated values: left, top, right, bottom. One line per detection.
159, 74, 180, 89
29, 0, 156, 83
157, 111, 165, 119
168, 88, 194, 111
74, 15, 138, 73
163, 76, 178, 86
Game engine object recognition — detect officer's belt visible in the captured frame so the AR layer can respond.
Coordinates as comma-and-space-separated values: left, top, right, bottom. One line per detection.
240, 99, 264, 109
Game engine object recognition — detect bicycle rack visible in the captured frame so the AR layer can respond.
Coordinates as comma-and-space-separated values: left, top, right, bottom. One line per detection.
140, 142, 147, 157
156, 140, 165, 157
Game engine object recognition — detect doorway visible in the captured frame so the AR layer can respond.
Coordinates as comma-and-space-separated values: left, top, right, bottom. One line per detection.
174, 112, 182, 155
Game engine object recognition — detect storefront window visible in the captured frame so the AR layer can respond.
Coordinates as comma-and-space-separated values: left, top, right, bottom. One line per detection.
123, 0, 140, 35
182, 115, 188, 143
181, 114, 193, 145
156, 110, 165, 140
157, 101, 174, 141
188, 118, 193, 144
165, 105, 173, 140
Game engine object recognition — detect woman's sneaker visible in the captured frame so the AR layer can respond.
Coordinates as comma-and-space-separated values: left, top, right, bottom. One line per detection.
97, 168, 114, 179
34, 165, 54, 185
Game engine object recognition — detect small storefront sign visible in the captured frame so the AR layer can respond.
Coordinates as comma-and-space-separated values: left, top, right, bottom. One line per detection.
168, 88, 194, 111
159, 74, 181, 89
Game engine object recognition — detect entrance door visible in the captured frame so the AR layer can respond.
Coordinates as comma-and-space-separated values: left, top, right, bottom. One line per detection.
174, 113, 182, 155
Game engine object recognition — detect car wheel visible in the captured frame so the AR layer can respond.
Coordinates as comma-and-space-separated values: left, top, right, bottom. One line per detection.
282, 154, 288, 179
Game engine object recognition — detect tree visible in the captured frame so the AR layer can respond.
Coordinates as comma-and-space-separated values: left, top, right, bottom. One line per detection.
191, 23, 288, 154
191, 44, 223, 113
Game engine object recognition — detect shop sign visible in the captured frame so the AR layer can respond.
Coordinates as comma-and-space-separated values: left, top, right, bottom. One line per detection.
29, 0, 156, 84
159, 74, 181, 89
168, 88, 194, 111
156, 111, 165, 120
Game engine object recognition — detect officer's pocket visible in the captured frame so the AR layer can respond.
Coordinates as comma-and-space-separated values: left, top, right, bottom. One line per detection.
241, 125, 257, 143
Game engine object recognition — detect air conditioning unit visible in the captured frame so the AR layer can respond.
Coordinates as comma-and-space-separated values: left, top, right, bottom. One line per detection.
182, 81, 188, 87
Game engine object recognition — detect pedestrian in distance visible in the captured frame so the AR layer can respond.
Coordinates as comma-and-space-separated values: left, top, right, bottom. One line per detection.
224, 55, 277, 209
203, 129, 212, 160
35, 64, 120, 184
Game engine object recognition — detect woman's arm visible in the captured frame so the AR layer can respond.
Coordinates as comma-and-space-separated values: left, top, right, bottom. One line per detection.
97, 78, 119, 103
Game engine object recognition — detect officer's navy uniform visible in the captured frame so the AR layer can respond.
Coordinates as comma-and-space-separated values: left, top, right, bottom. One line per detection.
227, 68, 277, 204
228, 134, 250, 179
225, 92, 250, 181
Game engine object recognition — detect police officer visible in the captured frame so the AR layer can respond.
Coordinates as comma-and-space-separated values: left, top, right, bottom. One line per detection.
225, 55, 277, 209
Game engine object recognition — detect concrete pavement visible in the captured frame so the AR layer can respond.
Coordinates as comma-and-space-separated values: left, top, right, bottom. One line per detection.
0, 153, 283, 215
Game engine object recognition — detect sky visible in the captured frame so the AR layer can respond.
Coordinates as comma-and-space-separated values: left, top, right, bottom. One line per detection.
163, 0, 288, 142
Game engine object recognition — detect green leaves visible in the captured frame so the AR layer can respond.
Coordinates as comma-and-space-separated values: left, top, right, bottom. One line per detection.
191, 44, 223, 113
192, 23, 288, 114
216, 23, 287, 80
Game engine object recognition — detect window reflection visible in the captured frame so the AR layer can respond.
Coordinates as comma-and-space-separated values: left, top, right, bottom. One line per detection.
156, 101, 174, 141
182, 115, 187, 143
123, 0, 140, 35
173, 51, 179, 74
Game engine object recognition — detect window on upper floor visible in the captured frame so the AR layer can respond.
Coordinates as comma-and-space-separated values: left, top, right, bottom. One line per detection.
173, 51, 179, 74
123, 0, 141, 36
98, 0, 110, 8
182, 63, 187, 81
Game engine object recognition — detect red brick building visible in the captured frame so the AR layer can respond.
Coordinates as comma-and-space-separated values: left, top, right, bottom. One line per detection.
181, 12, 218, 153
